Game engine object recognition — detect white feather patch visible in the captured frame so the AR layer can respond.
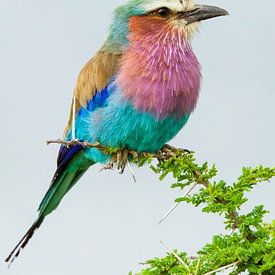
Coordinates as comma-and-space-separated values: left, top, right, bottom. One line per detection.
143, 0, 195, 12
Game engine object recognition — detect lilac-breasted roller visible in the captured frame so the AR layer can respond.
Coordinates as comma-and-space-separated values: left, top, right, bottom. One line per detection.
6, 0, 228, 264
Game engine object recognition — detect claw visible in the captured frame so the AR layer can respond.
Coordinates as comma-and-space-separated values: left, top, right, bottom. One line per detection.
160, 144, 191, 158
128, 150, 139, 160
102, 148, 135, 174
121, 149, 129, 173
101, 155, 116, 171
117, 150, 122, 170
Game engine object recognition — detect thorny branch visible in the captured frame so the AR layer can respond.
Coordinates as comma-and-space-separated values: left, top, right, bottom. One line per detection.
47, 139, 241, 230
46, 139, 275, 274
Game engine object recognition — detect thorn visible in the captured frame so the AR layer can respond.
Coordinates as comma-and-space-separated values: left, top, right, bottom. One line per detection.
195, 257, 201, 275
160, 241, 191, 273
158, 182, 198, 225
204, 261, 239, 275
72, 96, 76, 140
158, 202, 180, 225
127, 160, 137, 183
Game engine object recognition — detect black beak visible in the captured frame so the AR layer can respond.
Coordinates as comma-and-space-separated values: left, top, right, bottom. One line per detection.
180, 5, 229, 24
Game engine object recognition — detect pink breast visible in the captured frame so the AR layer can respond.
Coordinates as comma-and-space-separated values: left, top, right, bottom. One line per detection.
117, 17, 202, 119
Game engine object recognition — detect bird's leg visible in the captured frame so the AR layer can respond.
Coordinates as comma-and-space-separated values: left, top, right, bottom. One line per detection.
117, 149, 140, 173
101, 155, 116, 171
116, 149, 123, 171
121, 149, 129, 173
163, 144, 190, 153
103, 148, 139, 173
102, 144, 190, 173
158, 144, 191, 159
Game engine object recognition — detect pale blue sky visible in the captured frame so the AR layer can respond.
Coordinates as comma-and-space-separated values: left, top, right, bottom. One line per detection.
0, 1, 274, 274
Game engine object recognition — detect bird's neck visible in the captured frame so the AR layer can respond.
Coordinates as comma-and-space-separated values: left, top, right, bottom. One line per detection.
116, 16, 201, 119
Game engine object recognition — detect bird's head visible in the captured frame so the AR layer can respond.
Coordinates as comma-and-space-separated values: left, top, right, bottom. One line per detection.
105, 0, 228, 52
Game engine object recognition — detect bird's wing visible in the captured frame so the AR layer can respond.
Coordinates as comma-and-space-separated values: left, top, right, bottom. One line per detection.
64, 50, 122, 137
56, 49, 122, 172
5, 50, 122, 265
41, 49, 122, 218
47, 49, 122, 193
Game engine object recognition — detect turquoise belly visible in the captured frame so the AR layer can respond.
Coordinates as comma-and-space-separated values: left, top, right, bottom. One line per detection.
99, 102, 189, 152
72, 90, 190, 163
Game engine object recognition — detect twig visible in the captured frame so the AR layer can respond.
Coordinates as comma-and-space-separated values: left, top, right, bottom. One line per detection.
46, 139, 105, 150
193, 170, 209, 188
203, 261, 239, 275
158, 182, 198, 224
160, 241, 192, 274
193, 170, 240, 229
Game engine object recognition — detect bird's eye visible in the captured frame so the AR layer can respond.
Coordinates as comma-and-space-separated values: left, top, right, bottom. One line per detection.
157, 7, 170, 17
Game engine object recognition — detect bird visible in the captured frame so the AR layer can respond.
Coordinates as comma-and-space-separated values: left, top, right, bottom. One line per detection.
6, 0, 228, 265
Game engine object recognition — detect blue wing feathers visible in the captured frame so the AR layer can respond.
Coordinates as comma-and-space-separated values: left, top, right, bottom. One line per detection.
56, 83, 112, 170
57, 144, 83, 168
40, 82, 113, 212
87, 85, 110, 112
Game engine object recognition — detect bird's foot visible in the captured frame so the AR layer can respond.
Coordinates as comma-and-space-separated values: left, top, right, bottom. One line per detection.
101, 144, 190, 173
156, 144, 191, 161
102, 148, 139, 174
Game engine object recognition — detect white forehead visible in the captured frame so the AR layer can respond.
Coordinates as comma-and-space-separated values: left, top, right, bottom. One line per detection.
143, 0, 196, 12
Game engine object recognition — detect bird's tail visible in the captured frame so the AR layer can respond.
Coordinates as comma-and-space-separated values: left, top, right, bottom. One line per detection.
5, 145, 93, 265
5, 217, 43, 265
